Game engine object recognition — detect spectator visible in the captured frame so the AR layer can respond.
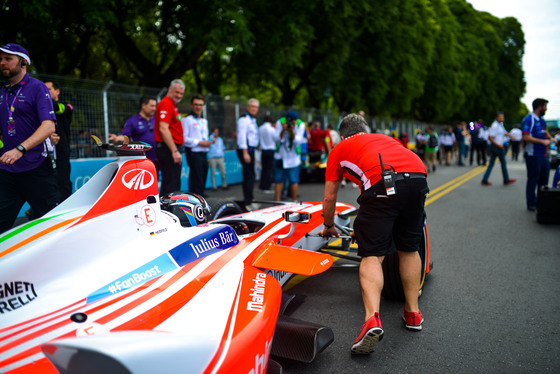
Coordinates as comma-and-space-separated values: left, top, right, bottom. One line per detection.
424, 126, 438, 173
439, 125, 456, 166
509, 125, 522, 161
481, 112, 516, 186
414, 129, 426, 161
0, 43, 58, 233
45, 80, 74, 202
453, 121, 467, 166
109, 95, 158, 170
236, 98, 260, 208
259, 115, 276, 193
522, 98, 556, 211
469, 121, 484, 166
274, 111, 305, 201
182, 94, 213, 196
207, 128, 228, 191
478, 120, 489, 165
155, 79, 185, 195
327, 124, 341, 147
319, 114, 428, 355
307, 121, 331, 163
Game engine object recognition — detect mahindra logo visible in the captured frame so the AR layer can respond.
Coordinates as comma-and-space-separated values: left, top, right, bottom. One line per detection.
122, 169, 155, 190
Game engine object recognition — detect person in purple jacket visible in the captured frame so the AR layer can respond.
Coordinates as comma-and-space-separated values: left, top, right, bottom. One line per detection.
109, 95, 158, 171
0, 43, 58, 233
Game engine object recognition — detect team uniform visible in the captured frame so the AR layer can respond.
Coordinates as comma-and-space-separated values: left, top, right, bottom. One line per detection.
522, 112, 550, 209
155, 95, 183, 195
258, 121, 277, 191
0, 73, 58, 233
325, 133, 428, 257
121, 113, 157, 166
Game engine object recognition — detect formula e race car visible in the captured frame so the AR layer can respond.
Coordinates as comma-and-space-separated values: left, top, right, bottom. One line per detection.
0, 138, 431, 374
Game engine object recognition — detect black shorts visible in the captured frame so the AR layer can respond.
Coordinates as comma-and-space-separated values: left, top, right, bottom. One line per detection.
353, 177, 429, 257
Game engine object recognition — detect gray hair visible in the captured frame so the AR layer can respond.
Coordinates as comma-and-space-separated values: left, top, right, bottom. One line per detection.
339, 114, 369, 138
247, 98, 259, 106
169, 79, 185, 90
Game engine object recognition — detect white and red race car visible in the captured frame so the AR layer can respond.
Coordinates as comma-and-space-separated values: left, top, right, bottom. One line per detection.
0, 139, 430, 373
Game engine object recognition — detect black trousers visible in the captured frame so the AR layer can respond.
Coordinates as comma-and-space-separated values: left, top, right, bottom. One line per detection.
0, 159, 59, 234
156, 142, 183, 196
259, 149, 275, 190
55, 156, 73, 202
237, 148, 255, 205
186, 149, 209, 196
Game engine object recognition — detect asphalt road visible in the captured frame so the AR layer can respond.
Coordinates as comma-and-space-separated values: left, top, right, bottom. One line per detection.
216, 159, 559, 373
10, 158, 558, 373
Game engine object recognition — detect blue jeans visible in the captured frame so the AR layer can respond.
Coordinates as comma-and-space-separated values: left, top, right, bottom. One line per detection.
525, 155, 550, 208
482, 145, 509, 183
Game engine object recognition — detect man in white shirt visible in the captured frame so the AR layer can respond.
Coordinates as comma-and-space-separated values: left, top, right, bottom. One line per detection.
236, 98, 260, 207
259, 115, 277, 193
273, 111, 305, 201
481, 112, 516, 186
182, 94, 214, 196
509, 125, 522, 161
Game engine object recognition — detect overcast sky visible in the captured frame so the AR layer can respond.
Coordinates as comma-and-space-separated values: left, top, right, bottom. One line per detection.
467, 0, 560, 121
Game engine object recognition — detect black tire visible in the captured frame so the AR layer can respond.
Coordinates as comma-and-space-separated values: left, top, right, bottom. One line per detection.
381, 221, 428, 301
206, 198, 244, 220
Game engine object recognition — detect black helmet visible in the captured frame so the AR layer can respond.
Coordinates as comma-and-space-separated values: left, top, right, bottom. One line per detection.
160, 192, 211, 227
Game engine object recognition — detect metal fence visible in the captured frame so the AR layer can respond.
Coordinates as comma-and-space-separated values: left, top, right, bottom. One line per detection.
36, 74, 435, 158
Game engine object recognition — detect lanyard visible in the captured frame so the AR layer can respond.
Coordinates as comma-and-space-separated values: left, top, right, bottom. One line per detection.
5, 86, 23, 120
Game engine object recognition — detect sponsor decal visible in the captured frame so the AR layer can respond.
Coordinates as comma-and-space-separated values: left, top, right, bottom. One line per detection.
168, 225, 239, 266
248, 339, 272, 374
87, 254, 176, 303
0, 281, 38, 314
86, 226, 238, 303
264, 269, 289, 284
246, 272, 267, 312
141, 205, 156, 226
121, 169, 155, 190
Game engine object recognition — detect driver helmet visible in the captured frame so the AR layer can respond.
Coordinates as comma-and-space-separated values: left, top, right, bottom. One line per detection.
161, 192, 211, 227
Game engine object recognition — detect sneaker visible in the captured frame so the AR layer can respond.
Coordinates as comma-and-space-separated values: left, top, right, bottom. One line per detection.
402, 309, 423, 331
504, 179, 516, 185
481, 180, 492, 186
351, 313, 384, 354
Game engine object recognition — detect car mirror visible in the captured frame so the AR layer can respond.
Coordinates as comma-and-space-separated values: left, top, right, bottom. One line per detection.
283, 211, 310, 224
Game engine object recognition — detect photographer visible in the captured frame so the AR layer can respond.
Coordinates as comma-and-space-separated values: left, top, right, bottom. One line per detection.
273, 111, 305, 201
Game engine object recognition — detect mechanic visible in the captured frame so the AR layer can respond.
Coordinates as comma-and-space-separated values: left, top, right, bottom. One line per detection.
522, 98, 556, 211
0, 43, 58, 234
155, 79, 185, 195
109, 95, 158, 170
45, 80, 74, 202
319, 114, 429, 355
182, 94, 214, 196
236, 98, 260, 208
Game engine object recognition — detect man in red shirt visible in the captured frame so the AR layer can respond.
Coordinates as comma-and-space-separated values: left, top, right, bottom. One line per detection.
155, 79, 185, 195
307, 121, 331, 163
319, 114, 429, 354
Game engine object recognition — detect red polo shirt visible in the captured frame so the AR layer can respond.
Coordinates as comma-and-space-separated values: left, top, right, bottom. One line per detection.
326, 133, 426, 189
155, 95, 183, 144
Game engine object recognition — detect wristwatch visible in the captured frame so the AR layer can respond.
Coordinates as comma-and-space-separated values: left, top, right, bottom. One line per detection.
16, 144, 27, 154
323, 222, 334, 229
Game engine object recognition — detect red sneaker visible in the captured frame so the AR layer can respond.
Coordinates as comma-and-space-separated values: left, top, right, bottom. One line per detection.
351, 313, 384, 354
504, 179, 517, 185
402, 309, 424, 331
481, 180, 492, 186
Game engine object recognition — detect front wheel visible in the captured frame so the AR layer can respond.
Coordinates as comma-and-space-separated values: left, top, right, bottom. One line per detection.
381, 219, 429, 301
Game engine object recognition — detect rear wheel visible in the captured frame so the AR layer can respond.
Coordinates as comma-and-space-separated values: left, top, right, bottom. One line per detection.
381, 221, 428, 301
206, 198, 244, 220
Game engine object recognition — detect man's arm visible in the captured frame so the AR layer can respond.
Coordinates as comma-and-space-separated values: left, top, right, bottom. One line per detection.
160, 121, 182, 164
318, 180, 341, 237
522, 133, 551, 146
0, 120, 55, 165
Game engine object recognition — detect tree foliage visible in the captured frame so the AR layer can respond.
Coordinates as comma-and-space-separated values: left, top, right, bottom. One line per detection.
0, 0, 526, 123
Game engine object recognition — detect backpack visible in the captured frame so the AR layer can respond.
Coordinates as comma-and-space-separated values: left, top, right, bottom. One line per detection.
428, 134, 438, 148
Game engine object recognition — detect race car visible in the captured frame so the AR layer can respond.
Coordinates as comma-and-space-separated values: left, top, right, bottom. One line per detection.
0, 138, 431, 373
